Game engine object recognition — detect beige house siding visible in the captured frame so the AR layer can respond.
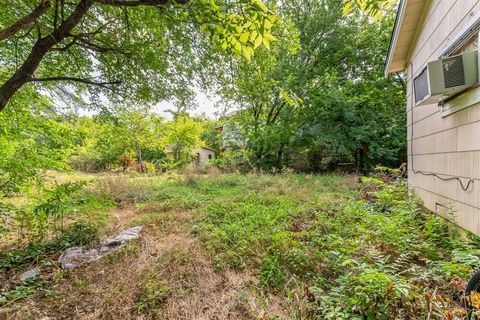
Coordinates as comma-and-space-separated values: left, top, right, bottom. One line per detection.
406, 0, 480, 234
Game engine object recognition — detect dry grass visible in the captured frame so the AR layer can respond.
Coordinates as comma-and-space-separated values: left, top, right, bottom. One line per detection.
6, 203, 292, 320
3, 173, 476, 319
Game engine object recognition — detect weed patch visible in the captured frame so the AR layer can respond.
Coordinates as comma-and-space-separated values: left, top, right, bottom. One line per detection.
5, 173, 480, 320
0, 277, 46, 307
0, 221, 99, 272
194, 174, 480, 319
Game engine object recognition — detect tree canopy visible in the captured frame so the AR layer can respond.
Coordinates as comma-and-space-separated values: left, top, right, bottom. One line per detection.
0, 0, 280, 112
214, 0, 405, 171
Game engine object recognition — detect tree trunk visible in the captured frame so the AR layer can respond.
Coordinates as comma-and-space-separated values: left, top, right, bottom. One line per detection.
357, 141, 369, 173
0, 0, 93, 112
136, 141, 145, 173
277, 143, 285, 168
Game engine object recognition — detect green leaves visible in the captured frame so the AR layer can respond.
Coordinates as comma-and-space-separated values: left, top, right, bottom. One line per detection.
196, 0, 280, 61
0, 0, 285, 111
162, 113, 204, 162
343, 0, 398, 20
239, 32, 250, 43
252, 0, 269, 13
214, 0, 404, 171
254, 34, 263, 49
0, 88, 78, 196
342, 1, 355, 16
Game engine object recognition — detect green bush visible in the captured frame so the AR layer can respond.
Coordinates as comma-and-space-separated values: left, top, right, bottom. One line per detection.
50, 221, 99, 249
347, 271, 409, 318
0, 220, 99, 272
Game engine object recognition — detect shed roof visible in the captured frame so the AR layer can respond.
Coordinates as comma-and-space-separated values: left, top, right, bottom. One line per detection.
384, 0, 428, 75
167, 145, 217, 153
195, 146, 217, 153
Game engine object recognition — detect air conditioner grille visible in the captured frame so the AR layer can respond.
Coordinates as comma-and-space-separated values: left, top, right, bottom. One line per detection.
443, 56, 465, 88
414, 67, 429, 104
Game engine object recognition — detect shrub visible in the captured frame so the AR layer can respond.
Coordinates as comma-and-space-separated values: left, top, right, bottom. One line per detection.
0, 220, 99, 272
119, 155, 137, 172
50, 221, 99, 249
347, 271, 409, 318
69, 153, 104, 172
211, 149, 253, 173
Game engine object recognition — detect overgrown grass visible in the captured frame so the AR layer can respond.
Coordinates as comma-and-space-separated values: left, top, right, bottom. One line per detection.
186, 174, 480, 319
2, 172, 480, 319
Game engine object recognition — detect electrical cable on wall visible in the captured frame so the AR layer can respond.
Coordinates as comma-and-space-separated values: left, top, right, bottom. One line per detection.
409, 62, 475, 193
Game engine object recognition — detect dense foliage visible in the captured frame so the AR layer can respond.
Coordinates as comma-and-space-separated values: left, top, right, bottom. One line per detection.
0, 89, 79, 196
0, 0, 281, 111
216, 0, 406, 171
70, 110, 221, 172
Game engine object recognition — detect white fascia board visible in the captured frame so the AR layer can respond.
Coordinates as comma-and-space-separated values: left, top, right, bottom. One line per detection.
384, 0, 407, 76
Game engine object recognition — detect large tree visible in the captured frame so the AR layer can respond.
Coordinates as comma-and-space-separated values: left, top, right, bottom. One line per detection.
217, 0, 405, 170
163, 112, 203, 161
0, 0, 280, 112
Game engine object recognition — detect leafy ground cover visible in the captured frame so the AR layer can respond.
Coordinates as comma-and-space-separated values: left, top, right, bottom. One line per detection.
1, 172, 479, 319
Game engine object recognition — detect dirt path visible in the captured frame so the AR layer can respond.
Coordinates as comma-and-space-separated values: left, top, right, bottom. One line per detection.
7, 208, 290, 320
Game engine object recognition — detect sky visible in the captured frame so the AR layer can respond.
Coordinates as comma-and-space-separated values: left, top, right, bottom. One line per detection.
152, 87, 221, 120
60, 85, 222, 119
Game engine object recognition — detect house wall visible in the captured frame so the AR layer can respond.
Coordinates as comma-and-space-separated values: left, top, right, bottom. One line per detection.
193, 148, 215, 164
406, 0, 480, 234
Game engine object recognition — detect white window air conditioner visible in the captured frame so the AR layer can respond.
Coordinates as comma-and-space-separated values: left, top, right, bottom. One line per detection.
414, 51, 478, 106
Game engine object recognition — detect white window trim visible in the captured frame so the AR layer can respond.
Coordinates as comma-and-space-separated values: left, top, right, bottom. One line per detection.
440, 11, 480, 58
440, 20, 480, 117
441, 86, 480, 117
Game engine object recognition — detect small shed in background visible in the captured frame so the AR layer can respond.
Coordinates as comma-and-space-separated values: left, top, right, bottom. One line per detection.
192, 147, 216, 165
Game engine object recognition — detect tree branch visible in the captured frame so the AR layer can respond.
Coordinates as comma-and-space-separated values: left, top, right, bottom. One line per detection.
29, 76, 122, 87
0, 0, 94, 112
76, 37, 125, 53
50, 39, 78, 52
94, 0, 188, 7
68, 19, 115, 37
50, 20, 119, 52
0, 1, 51, 41
0, 0, 191, 112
